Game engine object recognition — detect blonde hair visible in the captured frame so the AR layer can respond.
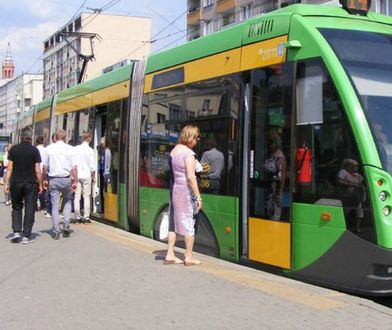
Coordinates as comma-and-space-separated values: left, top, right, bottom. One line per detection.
178, 125, 200, 146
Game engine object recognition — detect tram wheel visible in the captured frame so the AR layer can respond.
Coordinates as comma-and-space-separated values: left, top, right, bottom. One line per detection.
153, 206, 220, 257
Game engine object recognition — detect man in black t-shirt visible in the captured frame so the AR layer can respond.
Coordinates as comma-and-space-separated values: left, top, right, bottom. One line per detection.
4, 128, 43, 244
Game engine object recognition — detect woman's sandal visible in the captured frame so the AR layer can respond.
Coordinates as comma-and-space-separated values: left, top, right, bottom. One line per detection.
163, 257, 183, 265
184, 259, 201, 267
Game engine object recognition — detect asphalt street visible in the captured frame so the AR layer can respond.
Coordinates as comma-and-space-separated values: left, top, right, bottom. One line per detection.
1, 194, 392, 329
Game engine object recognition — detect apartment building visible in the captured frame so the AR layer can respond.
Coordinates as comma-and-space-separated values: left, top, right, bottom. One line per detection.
187, 0, 392, 40
0, 74, 43, 136
0, 43, 43, 136
43, 13, 151, 98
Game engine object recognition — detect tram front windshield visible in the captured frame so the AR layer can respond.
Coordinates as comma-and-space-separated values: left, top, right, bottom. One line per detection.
320, 28, 392, 173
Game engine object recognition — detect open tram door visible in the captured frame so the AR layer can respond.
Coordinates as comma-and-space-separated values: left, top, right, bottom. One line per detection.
245, 63, 294, 269
92, 111, 109, 218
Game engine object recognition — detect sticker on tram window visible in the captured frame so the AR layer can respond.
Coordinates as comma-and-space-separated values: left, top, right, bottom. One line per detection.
151, 67, 184, 90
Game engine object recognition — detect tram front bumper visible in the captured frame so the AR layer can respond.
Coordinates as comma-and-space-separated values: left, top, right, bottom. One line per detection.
289, 231, 392, 297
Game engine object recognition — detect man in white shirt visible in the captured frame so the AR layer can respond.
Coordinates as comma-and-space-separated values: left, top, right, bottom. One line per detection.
42, 129, 78, 239
74, 132, 95, 223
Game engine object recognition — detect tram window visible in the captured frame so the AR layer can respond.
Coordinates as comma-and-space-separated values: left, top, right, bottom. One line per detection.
249, 63, 294, 221
142, 74, 241, 195
119, 99, 129, 183
105, 100, 122, 194
34, 121, 44, 143
33, 119, 49, 146
297, 67, 323, 125
42, 119, 50, 146
65, 112, 76, 145
294, 58, 375, 241
77, 109, 90, 144
142, 91, 185, 189
56, 114, 64, 131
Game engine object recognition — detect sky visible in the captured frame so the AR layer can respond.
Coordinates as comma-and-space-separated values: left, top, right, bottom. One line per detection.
0, 0, 187, 76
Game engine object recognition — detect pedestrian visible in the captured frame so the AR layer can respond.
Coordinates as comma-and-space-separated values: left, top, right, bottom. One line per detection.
98, 136, 111, 214
35, 135, 48, 212
4, 128, 43, 244
3, 143, 12, 205
45, 132, 58, 219
42, 129, 78, 239
200, 137, 225, 193
164, 125, 203, 266
74, 132, 95, 223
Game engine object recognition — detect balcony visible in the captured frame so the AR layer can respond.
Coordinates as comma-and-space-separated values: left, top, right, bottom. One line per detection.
216, 0, 235, 13
187, 7, 201, 25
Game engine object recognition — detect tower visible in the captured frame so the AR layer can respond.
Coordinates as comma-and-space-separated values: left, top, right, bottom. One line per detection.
2, 42, 14, 79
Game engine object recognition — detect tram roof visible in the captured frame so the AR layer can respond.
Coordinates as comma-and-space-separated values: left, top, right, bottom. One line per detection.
32, 62, 133, 116
56, 63, 133, 105
145, 4, 392, 74
36, 98, 52, 113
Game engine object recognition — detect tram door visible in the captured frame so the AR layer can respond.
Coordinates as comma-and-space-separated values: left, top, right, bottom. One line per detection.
93, 113, 106, 217
247, 64, 294, 269
95, 102, 122, 222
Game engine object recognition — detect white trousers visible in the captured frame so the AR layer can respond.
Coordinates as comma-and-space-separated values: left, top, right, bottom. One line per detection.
74, 178, 92, 219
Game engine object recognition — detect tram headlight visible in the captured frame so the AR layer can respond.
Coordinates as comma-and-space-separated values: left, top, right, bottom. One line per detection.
382, 206, 391, 217
379, 191, 387, 201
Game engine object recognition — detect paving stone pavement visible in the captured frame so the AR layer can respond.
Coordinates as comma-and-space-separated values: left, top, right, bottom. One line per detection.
1, 193, 392, 329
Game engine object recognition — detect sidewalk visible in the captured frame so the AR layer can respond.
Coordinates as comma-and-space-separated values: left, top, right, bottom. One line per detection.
1, 196, 392, 329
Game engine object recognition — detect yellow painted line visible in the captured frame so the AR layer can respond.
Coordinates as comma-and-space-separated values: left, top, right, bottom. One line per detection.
79, 222, 155, 252
80, 222, 346, 310
198, 263, 345, 310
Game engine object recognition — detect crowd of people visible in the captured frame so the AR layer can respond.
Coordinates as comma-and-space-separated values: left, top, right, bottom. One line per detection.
3, 125, 205, 267
4, 127, 96, 243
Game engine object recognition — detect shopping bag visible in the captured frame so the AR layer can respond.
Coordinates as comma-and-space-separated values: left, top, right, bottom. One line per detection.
159, 212, 169, 240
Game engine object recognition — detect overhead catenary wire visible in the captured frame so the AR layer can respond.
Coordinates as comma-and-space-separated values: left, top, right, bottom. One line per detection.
116, 8, 188, 62
69, 0, 88, 22
117, 4, 264, 61
149, 7, 184, 33
82, 0, 123, 29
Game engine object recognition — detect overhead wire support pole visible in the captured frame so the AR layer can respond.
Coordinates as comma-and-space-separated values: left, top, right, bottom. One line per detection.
59, 31, 102, 84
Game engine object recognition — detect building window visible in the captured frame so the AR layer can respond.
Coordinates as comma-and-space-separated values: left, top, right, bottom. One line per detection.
240, 3, 253, 21
202, 20, 214, 36
157, 113, 166, 124
218, 11, 235, 29
75, 17, 81, 31
203, 0, 215, 6
382, 0, 392, 15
